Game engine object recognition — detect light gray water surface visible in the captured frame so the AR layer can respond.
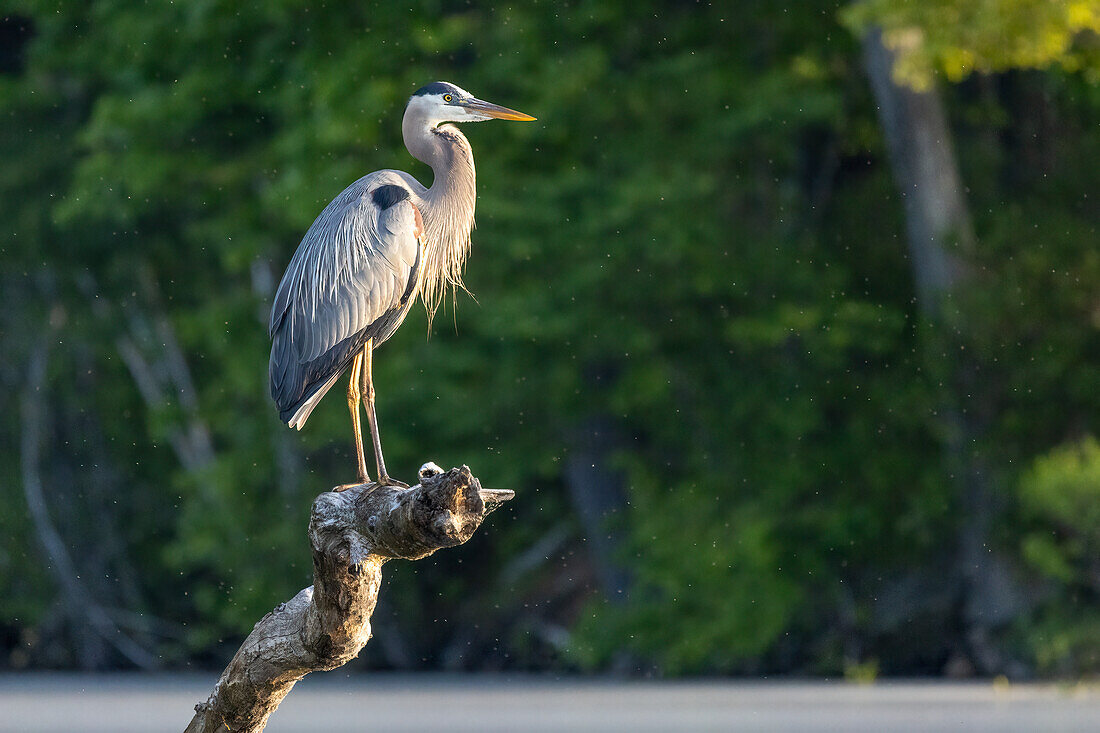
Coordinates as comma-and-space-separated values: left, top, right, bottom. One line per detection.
1, 673, 1098, 732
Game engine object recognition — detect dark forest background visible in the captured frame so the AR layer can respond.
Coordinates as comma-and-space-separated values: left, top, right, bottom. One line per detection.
2, 0, 1098, 678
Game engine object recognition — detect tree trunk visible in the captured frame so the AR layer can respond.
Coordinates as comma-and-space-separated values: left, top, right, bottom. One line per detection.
21, 336, 160, 670
565, 418, 632, 603
862, 28, 973, 305
862, 28, 1021, 673
184, 465, 512, 733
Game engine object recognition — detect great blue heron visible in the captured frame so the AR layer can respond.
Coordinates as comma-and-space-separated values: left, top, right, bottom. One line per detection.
268, 82, 535, 488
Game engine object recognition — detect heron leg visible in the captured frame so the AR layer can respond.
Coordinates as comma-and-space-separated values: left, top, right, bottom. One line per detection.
345, 351, 369, 486
361, 339, 408, 488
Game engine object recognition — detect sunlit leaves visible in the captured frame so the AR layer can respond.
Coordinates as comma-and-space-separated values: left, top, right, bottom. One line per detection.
844, 0, 1100, 90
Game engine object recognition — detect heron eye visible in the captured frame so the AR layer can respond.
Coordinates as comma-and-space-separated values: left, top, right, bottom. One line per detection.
443, 94, 453, 103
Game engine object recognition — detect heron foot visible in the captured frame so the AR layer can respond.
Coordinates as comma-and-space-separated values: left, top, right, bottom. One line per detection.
375, 474, 409, 489
332, 477, 371, 493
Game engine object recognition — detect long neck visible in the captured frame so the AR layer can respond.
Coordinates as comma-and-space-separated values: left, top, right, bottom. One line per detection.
403, 114, 477, 319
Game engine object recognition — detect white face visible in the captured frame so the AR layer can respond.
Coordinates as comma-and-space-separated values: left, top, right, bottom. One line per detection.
406, 84, 536, 127
407, 86, 489, 127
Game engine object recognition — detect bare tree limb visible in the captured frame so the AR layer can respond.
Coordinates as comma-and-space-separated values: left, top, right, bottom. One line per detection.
116, 330, 216, 474
20, 338, 160, 670
185, 464, 513, 733
79, 268, 217, 477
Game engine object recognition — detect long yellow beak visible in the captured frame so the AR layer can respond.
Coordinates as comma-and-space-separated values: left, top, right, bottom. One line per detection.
463, 98, 537, 122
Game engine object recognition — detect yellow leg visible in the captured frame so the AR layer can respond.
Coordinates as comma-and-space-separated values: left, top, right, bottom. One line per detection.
346, 351, 368, 484
361, 340, 407, 487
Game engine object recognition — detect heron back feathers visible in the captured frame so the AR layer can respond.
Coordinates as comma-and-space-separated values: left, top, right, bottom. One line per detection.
269, 172, 424, 428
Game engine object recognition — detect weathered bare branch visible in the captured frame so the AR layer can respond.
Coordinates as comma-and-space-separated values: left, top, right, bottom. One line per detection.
185, 464, 513, 733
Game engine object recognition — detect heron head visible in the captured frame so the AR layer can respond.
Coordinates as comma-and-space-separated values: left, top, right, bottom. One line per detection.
407, 81, 536, 126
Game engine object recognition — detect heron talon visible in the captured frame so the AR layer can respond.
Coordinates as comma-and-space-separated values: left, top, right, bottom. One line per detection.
333, 479, 370, 493
377, 475, 409, 489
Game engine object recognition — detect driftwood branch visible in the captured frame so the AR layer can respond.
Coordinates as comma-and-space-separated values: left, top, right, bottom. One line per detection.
185, 464, 513, 733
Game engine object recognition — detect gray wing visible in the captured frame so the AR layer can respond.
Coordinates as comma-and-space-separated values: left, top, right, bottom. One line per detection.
269, 174, 423, 429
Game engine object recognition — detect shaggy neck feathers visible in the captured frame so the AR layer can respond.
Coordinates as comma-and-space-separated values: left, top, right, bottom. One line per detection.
402, 109, 477, 322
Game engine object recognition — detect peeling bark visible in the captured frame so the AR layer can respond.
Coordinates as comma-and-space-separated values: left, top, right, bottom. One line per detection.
184, 465, 513, 733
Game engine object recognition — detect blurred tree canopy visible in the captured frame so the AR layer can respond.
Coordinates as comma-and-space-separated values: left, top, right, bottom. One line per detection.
1, 1, 1097, 676
845, 0, 1100, 89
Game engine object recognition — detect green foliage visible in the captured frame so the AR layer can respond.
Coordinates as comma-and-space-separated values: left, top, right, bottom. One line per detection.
844, 0, 1100, 89
1021, 437, 1100, 561
1013, 437, 1100, 674
0, 0, 1097, 675
1016, 606, 1100, 675
1016, 433, 1100, 598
